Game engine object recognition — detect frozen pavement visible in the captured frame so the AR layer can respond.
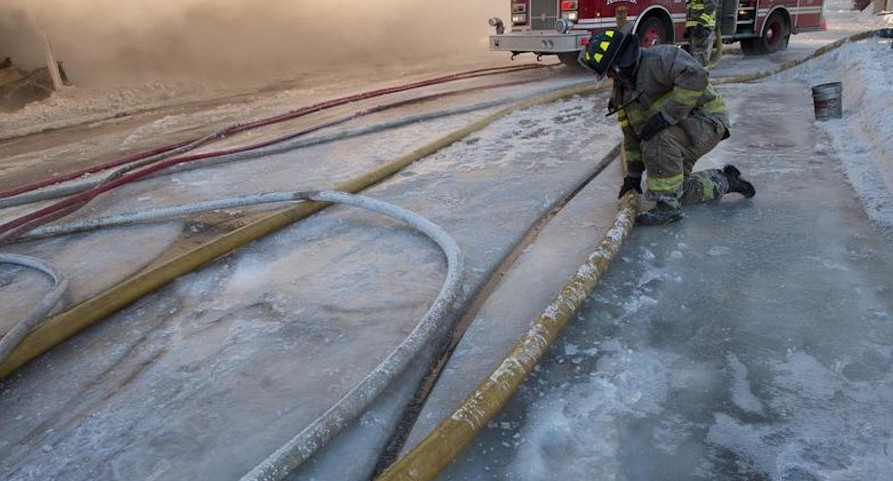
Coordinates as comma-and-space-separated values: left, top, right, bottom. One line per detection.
425, 28, 893, 481
1, 1, 892, 480
0, 78, 623, 480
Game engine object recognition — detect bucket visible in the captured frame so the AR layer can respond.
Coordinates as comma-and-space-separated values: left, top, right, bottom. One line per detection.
811, 82, 842, 121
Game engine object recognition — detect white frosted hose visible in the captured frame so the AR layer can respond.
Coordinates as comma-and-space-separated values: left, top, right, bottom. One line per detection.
8, 190, 465, 479
239, 190, 465, 481
0, 254, 68, 364
19, 192, 316, 241
0, 128, 229, 211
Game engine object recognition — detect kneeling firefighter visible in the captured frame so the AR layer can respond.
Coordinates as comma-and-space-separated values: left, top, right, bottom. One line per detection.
578, 28, 755, 226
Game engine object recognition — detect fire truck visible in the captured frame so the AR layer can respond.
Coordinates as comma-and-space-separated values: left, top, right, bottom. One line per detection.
488, 0, 826, 64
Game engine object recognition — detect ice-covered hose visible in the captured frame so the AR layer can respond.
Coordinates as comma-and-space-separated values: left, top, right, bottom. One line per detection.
0, 78, 588, 211
0, 254, 68, 364
1, 190, 464, 479
375, 193, 637, 481
372, 28, 892, 481
0, 80, 601, 382
2, 79, 576, 244
18, 192, 321, 241
0, 101, 492, 210
0, 63, 552, 200
237, 191, 465, 481
3, 71, 572, 242
0, 130, 230, 210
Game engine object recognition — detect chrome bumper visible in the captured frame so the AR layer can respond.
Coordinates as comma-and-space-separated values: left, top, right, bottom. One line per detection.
489, 31, 589, 54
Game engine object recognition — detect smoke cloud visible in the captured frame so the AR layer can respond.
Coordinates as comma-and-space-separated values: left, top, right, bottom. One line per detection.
0, 0, 507, 87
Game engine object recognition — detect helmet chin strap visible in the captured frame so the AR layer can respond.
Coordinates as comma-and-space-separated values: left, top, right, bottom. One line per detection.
605, 63, 641, 118
612, 33, 640, 85
605, 88, 642, 117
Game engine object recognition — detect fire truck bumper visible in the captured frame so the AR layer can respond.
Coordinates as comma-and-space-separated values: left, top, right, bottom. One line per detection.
489, 32, 589, 54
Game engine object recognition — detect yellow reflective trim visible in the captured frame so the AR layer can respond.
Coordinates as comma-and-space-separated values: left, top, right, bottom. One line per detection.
671, 87, 703, 106
626, 109, 648, 124
606, 30, 615, 38
697, 174, 715, 202
594, 53, 604, 63
619, 119, 630, 127
701, 85, 726, 113
646, 174, 684, 193
600, 41, 612, 52
701, 98, 726, 114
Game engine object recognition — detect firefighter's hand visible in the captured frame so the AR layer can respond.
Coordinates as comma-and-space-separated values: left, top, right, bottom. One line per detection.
639, 113, 671, 141
618, 175, 643, 199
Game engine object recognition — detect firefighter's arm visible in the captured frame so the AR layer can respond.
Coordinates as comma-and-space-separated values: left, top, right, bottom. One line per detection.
660, 49, 709, 124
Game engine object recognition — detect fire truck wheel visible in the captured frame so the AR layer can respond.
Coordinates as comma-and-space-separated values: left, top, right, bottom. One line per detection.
740, 38, 758, 56
741, 12, 790, 55
558, 52, 581, 67
636, 16, 671, 47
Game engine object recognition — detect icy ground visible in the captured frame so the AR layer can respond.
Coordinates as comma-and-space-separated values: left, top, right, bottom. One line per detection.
428, 5, 893, 481
0, 1, 891, 480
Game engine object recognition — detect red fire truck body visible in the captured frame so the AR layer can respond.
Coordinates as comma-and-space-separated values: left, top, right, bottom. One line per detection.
489, 0, 826, 64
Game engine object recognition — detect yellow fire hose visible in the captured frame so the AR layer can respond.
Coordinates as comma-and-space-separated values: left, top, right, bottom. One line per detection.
0, 82, 604, 380
376, 193, 637, 481
0, 26, 883, 481
372, 28, 884, 481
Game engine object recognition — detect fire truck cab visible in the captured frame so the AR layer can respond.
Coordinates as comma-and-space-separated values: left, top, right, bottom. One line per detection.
488, 0, 826, 64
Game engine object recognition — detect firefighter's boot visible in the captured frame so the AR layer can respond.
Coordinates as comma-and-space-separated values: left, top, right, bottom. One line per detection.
723, 164, 756, 198
637, 201, 683, 226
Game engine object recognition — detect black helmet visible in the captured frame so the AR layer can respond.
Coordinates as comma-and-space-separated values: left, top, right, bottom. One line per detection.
578, 29, 640, 78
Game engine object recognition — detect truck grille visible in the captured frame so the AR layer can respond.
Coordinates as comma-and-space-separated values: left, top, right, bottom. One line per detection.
530, 0, 558, 31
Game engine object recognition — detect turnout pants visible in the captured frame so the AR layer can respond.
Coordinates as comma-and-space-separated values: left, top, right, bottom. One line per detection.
690, 26, 716, 66
641, 111, 730, 208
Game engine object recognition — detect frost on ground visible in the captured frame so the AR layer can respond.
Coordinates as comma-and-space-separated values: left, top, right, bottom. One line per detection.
0, 81, 215, 139
1, 1, 891, 480
435, 6, 893, 481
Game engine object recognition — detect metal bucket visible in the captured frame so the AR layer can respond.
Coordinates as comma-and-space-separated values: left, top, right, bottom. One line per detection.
811, 82, 843, 121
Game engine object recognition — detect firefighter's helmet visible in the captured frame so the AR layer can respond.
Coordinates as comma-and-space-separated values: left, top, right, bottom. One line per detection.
578, 29, 640, 78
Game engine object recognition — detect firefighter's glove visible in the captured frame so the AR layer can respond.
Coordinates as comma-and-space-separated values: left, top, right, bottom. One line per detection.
618, 175, 643, 199
638, 112, 671, 142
